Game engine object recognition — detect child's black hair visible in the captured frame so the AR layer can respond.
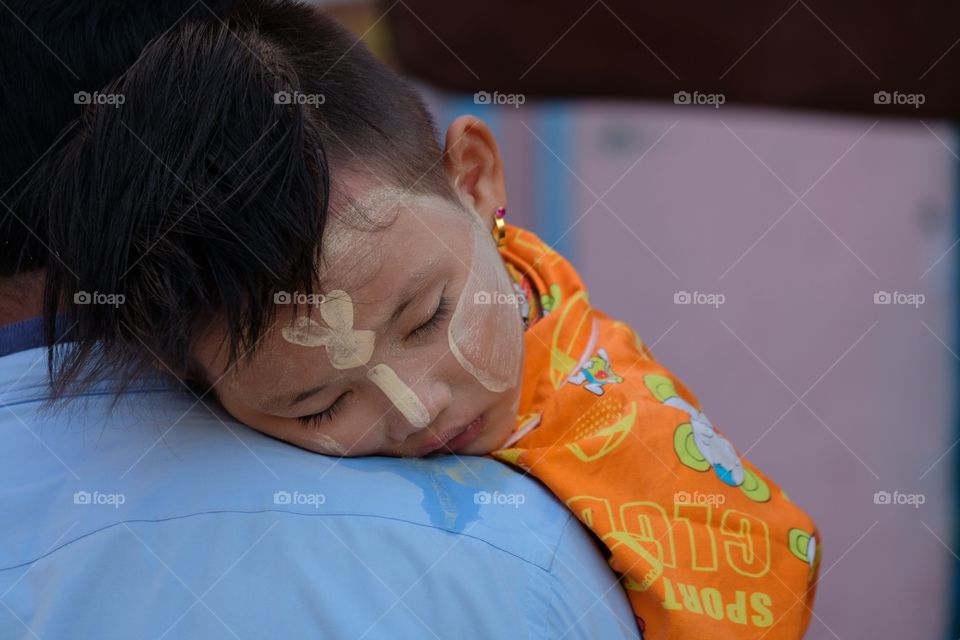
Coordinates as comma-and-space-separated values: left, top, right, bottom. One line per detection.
35, 0, 456, 402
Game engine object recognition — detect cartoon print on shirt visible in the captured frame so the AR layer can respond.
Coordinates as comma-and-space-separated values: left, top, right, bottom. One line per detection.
511, 280, 531, 327
788, 527, 820, 578
540, 283, 563, 317
568, 348, 624, 396
504, 262, 538, 329
643, 373, 771, 502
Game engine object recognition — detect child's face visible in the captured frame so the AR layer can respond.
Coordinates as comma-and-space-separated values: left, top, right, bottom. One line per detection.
194, 188, 525, 457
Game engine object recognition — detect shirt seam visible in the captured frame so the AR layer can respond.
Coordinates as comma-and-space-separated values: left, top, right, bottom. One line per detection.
0, 509, 562, 573
545, 514, 578, 638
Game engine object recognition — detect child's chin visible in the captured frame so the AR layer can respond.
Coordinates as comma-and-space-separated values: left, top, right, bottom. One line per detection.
444, 430, 500, 457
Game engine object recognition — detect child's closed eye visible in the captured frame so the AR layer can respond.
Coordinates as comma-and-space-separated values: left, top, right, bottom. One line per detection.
408, 292, 451, 340
298, 391, 349, 428
296, 290, 452, 428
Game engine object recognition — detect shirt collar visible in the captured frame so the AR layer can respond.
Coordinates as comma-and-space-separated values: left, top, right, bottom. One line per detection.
0, 314, 73, 358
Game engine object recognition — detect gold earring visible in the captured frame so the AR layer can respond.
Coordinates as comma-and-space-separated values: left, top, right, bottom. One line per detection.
492, 206, 506, 247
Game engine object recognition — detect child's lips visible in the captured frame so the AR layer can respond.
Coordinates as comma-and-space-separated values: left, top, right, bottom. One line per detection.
416, 414, 487, 457
443, 414, 488, 453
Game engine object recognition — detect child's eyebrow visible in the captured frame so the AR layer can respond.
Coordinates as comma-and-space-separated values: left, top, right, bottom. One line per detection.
260, 256, 443, 414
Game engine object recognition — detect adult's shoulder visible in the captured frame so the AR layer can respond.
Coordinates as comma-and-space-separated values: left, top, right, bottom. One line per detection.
0, 348, 638, 639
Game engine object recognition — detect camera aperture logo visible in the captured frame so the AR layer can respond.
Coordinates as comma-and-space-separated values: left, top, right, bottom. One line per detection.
274, 291, 327, 307
873, 490, 925, 509
74, 291, 125, 308
873, 90, 924, 109
674, 490, 726, 507
273, 490, 326, 508
74, 91, 125, 108
473, 290, 522, 306
73, 490, 126, 509
274, 91, 325, 106
674, 290, 725, 308
674, 90, 725, 109
474, 490, 526, 508
473, 91, 525, 109
873, 290, 924, 308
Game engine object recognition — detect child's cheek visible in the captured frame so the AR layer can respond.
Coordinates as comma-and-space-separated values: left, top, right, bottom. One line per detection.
305, 432, 351, 456
365, 363, 430, 431
446, 220, 524, 394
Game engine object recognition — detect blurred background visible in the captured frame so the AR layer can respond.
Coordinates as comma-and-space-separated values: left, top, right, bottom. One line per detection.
319, 1, 956, 637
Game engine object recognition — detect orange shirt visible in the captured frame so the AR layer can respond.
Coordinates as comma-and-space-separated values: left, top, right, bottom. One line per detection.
494, 223, 819, 639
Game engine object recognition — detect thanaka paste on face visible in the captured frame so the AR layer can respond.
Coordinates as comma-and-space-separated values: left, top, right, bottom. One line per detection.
447, 214, 523, 393
333, 190, 524, 396
280, 196, 436, 435
276, 190, 519, 444
313, 433, 349, 456
321, 187, 409, 265
366, 363, 431, 430
280, 290, 375, 369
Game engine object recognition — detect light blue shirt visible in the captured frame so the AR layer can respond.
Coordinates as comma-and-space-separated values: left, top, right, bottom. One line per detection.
0, 320, 639, 639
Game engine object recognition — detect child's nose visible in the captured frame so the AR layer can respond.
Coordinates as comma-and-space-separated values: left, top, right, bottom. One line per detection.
387, 377, 453, 442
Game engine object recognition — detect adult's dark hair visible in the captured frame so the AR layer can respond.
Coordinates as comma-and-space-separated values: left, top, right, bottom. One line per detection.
0, 0, 238, 276
37, 0, 455, 402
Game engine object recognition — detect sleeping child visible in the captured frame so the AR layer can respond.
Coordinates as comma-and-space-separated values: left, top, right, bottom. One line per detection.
38, 1, 820, 637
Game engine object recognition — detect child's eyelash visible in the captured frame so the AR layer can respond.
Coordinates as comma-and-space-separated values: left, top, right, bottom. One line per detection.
298, 392, 348, 428
409, 294, 451, 339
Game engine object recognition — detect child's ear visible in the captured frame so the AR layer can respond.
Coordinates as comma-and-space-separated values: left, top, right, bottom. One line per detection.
443, 115, 507, 227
